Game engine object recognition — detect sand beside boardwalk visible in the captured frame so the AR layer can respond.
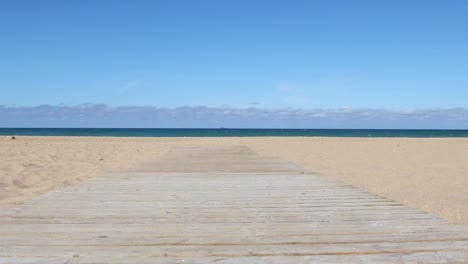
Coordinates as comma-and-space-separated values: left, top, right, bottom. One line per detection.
1, 136, 467, 225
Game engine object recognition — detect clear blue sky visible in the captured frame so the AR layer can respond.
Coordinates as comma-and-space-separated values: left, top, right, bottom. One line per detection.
1, 1, 467, 128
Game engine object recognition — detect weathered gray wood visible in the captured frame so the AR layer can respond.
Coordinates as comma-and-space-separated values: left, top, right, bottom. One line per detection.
2, 251, 468, 264
3, 232, 468, 246
3, 241, 468, 257
0, 146, 467, 263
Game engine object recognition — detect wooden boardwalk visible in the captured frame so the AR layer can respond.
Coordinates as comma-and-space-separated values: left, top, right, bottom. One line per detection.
1, 146, 468, 263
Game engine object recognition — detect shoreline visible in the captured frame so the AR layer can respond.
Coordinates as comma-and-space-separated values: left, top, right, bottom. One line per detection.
1, 136, 468, 225
3, 127, 468, 139
4, 135, 468, 139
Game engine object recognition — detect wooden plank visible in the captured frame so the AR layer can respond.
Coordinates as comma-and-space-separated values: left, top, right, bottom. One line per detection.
2, 241, 468, 257
2, 232, 468, 246
2, 251, 468, 264
1, 223, 465, 235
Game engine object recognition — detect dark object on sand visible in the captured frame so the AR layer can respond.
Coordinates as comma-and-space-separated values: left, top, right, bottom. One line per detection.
11, 136, 16, 140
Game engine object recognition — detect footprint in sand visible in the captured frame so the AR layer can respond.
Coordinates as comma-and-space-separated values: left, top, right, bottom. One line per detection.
1, 163, 25, 174
12, 179, 29, 189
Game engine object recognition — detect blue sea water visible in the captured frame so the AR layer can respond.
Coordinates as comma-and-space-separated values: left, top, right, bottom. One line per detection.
0, 128, 468, 137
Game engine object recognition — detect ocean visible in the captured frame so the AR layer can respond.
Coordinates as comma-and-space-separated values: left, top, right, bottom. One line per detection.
1, 128, 468, 137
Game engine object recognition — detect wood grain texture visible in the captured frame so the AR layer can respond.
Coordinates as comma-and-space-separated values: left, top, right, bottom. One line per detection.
1, 146, 467, 263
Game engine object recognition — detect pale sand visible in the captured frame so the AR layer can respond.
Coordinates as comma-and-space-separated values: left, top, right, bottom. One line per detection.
1, 136, 467, 225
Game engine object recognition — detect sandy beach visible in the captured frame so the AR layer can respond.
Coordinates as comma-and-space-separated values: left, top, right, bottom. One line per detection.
1, 136, 467, 225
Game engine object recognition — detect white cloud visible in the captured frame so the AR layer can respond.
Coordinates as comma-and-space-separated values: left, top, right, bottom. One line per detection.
0, 104, 467, 129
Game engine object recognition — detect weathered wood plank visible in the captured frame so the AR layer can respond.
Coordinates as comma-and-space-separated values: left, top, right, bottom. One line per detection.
2, 223, 465, 235
2, 241, 468, 257
2, 232, 468, 246
3, 251, 468, 264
